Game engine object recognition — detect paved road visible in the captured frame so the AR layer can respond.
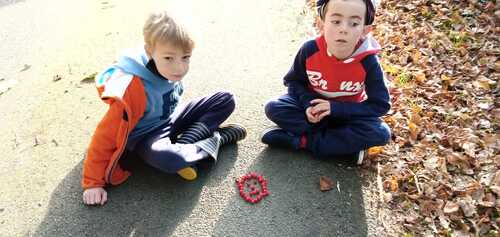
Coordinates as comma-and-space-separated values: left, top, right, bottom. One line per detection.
0, 0, 374, 236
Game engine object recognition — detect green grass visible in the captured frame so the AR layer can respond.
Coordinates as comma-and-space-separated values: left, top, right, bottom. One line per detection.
396, 72, 413, 87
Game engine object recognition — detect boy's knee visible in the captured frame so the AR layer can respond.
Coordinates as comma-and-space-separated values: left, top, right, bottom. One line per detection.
264, 99, 279, 119
216, 91, 234, 101
216, 91, 235, 112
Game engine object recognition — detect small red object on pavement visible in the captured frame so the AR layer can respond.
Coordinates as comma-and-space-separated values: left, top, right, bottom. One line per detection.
236, 172, 269, 204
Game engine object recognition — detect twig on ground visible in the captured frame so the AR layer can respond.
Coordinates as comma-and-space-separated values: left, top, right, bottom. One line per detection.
408, 168, 422, 196
377, 161, 385, 202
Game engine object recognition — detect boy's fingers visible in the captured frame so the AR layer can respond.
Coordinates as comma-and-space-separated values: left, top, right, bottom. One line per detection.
84, 193, 91, 205
310, 99, 325, 105
317, 111, 329, 120
90, 193, 97, 205
94, 193, 101, 205
100, 192, 107, 205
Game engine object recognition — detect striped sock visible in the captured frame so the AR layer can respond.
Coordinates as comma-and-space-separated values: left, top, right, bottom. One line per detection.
217, 124, 247, 146
176, 122, 211, 144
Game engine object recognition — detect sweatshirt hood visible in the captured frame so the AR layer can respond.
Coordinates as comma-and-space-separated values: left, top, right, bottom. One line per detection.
115, 46, 175, 84
317, 33, 381, 64
350, 34, 381, 60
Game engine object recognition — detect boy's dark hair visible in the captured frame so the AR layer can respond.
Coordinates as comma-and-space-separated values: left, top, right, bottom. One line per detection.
317, 0, 375, 25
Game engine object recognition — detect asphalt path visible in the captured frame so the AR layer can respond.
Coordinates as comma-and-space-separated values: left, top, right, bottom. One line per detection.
0, 0, 374, 236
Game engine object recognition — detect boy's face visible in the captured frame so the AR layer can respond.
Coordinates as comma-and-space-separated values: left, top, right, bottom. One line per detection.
146, 41, 192, 81
320, 0, 371, 59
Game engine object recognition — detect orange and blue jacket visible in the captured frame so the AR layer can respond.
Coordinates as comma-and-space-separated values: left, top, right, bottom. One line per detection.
82, 47, 182, 189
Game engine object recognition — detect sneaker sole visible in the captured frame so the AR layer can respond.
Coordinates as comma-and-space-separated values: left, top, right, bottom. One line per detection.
177, 167, 197, 180
357, 150, 366, 165
260, 126, 282, 143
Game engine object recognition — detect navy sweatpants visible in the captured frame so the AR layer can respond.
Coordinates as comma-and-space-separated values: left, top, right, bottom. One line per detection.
131, 91, 235, 173
264, 94, 390, 157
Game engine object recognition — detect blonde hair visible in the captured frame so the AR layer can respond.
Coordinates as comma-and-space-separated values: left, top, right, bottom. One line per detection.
143, 11, 194, 52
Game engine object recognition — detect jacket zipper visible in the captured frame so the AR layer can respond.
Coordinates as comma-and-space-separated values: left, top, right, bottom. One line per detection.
105, 102, 131, 184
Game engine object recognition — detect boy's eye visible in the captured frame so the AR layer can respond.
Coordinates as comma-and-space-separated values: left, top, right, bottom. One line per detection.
351, 22, 360, 27
182, 55, 191, 62
331, 20, 341, 24
164, 57, 173, 61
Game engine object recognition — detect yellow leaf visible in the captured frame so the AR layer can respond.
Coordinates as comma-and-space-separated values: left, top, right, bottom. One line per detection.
409, 121, 419, 141
472, 76, 494, 90
411, 104, 422, 114
368, 146, 383, 157
441, 74, 451, 81
411, 111, 422, 124
383, 116, 397, 126
413, 50, 421, 62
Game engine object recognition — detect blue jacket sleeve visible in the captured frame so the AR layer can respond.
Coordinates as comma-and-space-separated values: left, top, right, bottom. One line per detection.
284, 42, 320, 110
329, 55, 391, 119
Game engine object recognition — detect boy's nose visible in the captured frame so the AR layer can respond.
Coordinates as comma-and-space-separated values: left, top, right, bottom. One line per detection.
339, 23, 348, 33
173, 61, 187, 73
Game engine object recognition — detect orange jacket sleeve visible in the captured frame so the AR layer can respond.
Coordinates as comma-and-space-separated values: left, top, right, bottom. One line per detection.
82, 99, 123, 189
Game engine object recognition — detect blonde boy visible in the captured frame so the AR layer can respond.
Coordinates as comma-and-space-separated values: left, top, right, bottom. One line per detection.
82, 11, 246, 206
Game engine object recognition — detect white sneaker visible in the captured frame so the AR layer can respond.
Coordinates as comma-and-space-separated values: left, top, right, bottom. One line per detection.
357, 149, 367, 165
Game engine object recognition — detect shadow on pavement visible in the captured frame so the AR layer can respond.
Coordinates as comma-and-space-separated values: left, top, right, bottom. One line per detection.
213, 147, 368, 237
34, 146, 239, 237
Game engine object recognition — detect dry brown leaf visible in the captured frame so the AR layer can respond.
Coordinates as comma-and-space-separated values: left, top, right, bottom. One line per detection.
319, 176, 334, 192
383, 176, 399, 192
491, 170, 500, 187
490, 186, 500, 196
414, 71, 426, 83
472, 75, 495, 90
404, 213, 419, 224
457, 197, 476, 217
443, 201, 460, 214
478, 201, 495, 208
482, 134, 499, 150
462, 142, 476, 158
420, 200, 440, 217
53, 74, 62, 82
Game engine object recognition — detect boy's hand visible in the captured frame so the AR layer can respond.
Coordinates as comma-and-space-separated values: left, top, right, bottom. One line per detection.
306, 106, 321, 123
310, 99, 331, 121
83, 187, 108, 206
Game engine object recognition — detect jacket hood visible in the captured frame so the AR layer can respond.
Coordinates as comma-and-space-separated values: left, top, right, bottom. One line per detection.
115, 46, 176, 84
94, 46, 178, 100
317, 34, 381, 64
350, 34, 381, 60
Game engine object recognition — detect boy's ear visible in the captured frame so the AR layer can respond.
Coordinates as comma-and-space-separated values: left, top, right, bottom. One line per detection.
144, 44, 152, 58
363, 25, 373, 36
315, 16, 325, 34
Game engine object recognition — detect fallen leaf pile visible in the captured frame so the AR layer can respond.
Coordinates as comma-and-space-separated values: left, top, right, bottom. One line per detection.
373, 0, 498, 236
305, 0, 498, 236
